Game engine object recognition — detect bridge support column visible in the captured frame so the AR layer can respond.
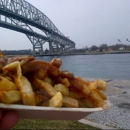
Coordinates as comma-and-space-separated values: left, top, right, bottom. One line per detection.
49, 41, 53, 54
40, 45, 44, 55
56, 43, 61, 53
33, 45, 35, 55
60, 45, 64, 53
33, 44, 44, 55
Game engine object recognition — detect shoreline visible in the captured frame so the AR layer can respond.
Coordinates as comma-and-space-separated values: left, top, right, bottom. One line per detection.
35, 50, 130, 56
7, 50, 130, 57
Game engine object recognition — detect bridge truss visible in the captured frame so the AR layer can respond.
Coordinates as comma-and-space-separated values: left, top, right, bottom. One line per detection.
0, 0, 75, 55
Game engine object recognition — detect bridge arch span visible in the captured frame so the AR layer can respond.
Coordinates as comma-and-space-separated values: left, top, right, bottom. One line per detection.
0, 0, 75, 55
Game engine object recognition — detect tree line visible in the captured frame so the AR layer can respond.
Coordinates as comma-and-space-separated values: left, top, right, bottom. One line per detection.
74, 43, 130, 53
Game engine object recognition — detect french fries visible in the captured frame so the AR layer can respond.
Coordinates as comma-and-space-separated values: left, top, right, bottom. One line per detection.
0, 51, 108, 108
62, 95, 79, 108
54, 84, 69, 96
78, 99, 94, 108
49, 92, 63, 107
32, 78, 57, 97
0, 90, 22, 104
0, 76, 17, 91
17, 76, 36, 106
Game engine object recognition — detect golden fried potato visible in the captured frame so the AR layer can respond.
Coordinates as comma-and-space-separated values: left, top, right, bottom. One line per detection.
89, 82, 97, 90
89, 80, 107, 91
49, 92, 63, 108
62, 95, 79, 108
60, 78, 71, 87
19, 56, 35, 66
0, 51, 108, 108
3, 61, 22, 79
44, 76, 55, 86
0, 76, 18, 91
32, 78, 57, 97
34, 69, 47, 80
96, 80, 107, 91
0, 55, 8, 72
0, 90, 22, 104
54, 84, 69, 96
50, 58, 62, 68
69, 90, 84, 99
22, 60, 60, 77
3, 61, 36, 105
16, 76, 36, 106
88, 90, 105, 107
60, 70, 74, 79
0, 50, 7, 57
69, 78, 91, 97
8, 55, 35, 64
35, 94, 45, 105
78, 99, 94, 108
93, 89, 107, 100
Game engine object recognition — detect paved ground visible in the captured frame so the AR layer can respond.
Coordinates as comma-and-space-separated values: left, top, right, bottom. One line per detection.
79, 119, 117, 130
81, 79, 130, 130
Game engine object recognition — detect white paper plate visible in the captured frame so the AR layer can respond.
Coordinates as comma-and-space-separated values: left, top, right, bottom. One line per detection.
0, 100, 111, 120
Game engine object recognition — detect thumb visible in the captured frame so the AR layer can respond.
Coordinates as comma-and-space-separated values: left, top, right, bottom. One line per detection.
0, 110, 19, 129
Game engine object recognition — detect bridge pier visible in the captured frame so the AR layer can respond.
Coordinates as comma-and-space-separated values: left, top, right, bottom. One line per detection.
54, 43, 60, 53
40, 45, 44, 54
49, 42, 63, 54
49, 41, 54, 54
60, 45, 64, 53
33, 45, 35, 55
33, 44, 44, 55
55, 43, 59, 53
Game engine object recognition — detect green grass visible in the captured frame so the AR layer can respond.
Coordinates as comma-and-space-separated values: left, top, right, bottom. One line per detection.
13, 119, 101, 130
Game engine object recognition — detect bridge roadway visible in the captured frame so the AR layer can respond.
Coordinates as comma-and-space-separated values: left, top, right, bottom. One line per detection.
0, 0, 75, 55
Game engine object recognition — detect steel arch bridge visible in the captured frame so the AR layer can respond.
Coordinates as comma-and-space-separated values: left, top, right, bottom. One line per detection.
0, 0, 75, 55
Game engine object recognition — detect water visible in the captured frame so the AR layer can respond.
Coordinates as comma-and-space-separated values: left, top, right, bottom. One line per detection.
35, 53, 130, 80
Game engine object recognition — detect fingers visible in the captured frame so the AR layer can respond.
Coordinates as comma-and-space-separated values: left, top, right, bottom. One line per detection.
0, 110, 19, 129
0, 109, 2, 120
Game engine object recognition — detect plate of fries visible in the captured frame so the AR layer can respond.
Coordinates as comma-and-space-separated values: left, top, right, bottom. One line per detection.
0, 51, 111, 120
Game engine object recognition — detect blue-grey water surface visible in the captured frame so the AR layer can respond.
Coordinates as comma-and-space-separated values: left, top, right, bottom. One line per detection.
36, 53, 130, 80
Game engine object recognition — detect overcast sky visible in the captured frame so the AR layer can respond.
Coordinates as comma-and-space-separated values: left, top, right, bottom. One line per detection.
1, 0, 130, 50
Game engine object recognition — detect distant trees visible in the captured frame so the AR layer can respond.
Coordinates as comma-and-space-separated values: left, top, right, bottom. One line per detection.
110, 44, 125, 50
90, 44, 108, 52
74, 43, 130, 53
90, 45, 98, 51
99, 44, 108, 52
74, 46, 89, 53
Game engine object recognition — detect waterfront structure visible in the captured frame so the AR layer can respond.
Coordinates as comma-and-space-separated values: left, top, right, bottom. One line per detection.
0, 0, 75, 55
